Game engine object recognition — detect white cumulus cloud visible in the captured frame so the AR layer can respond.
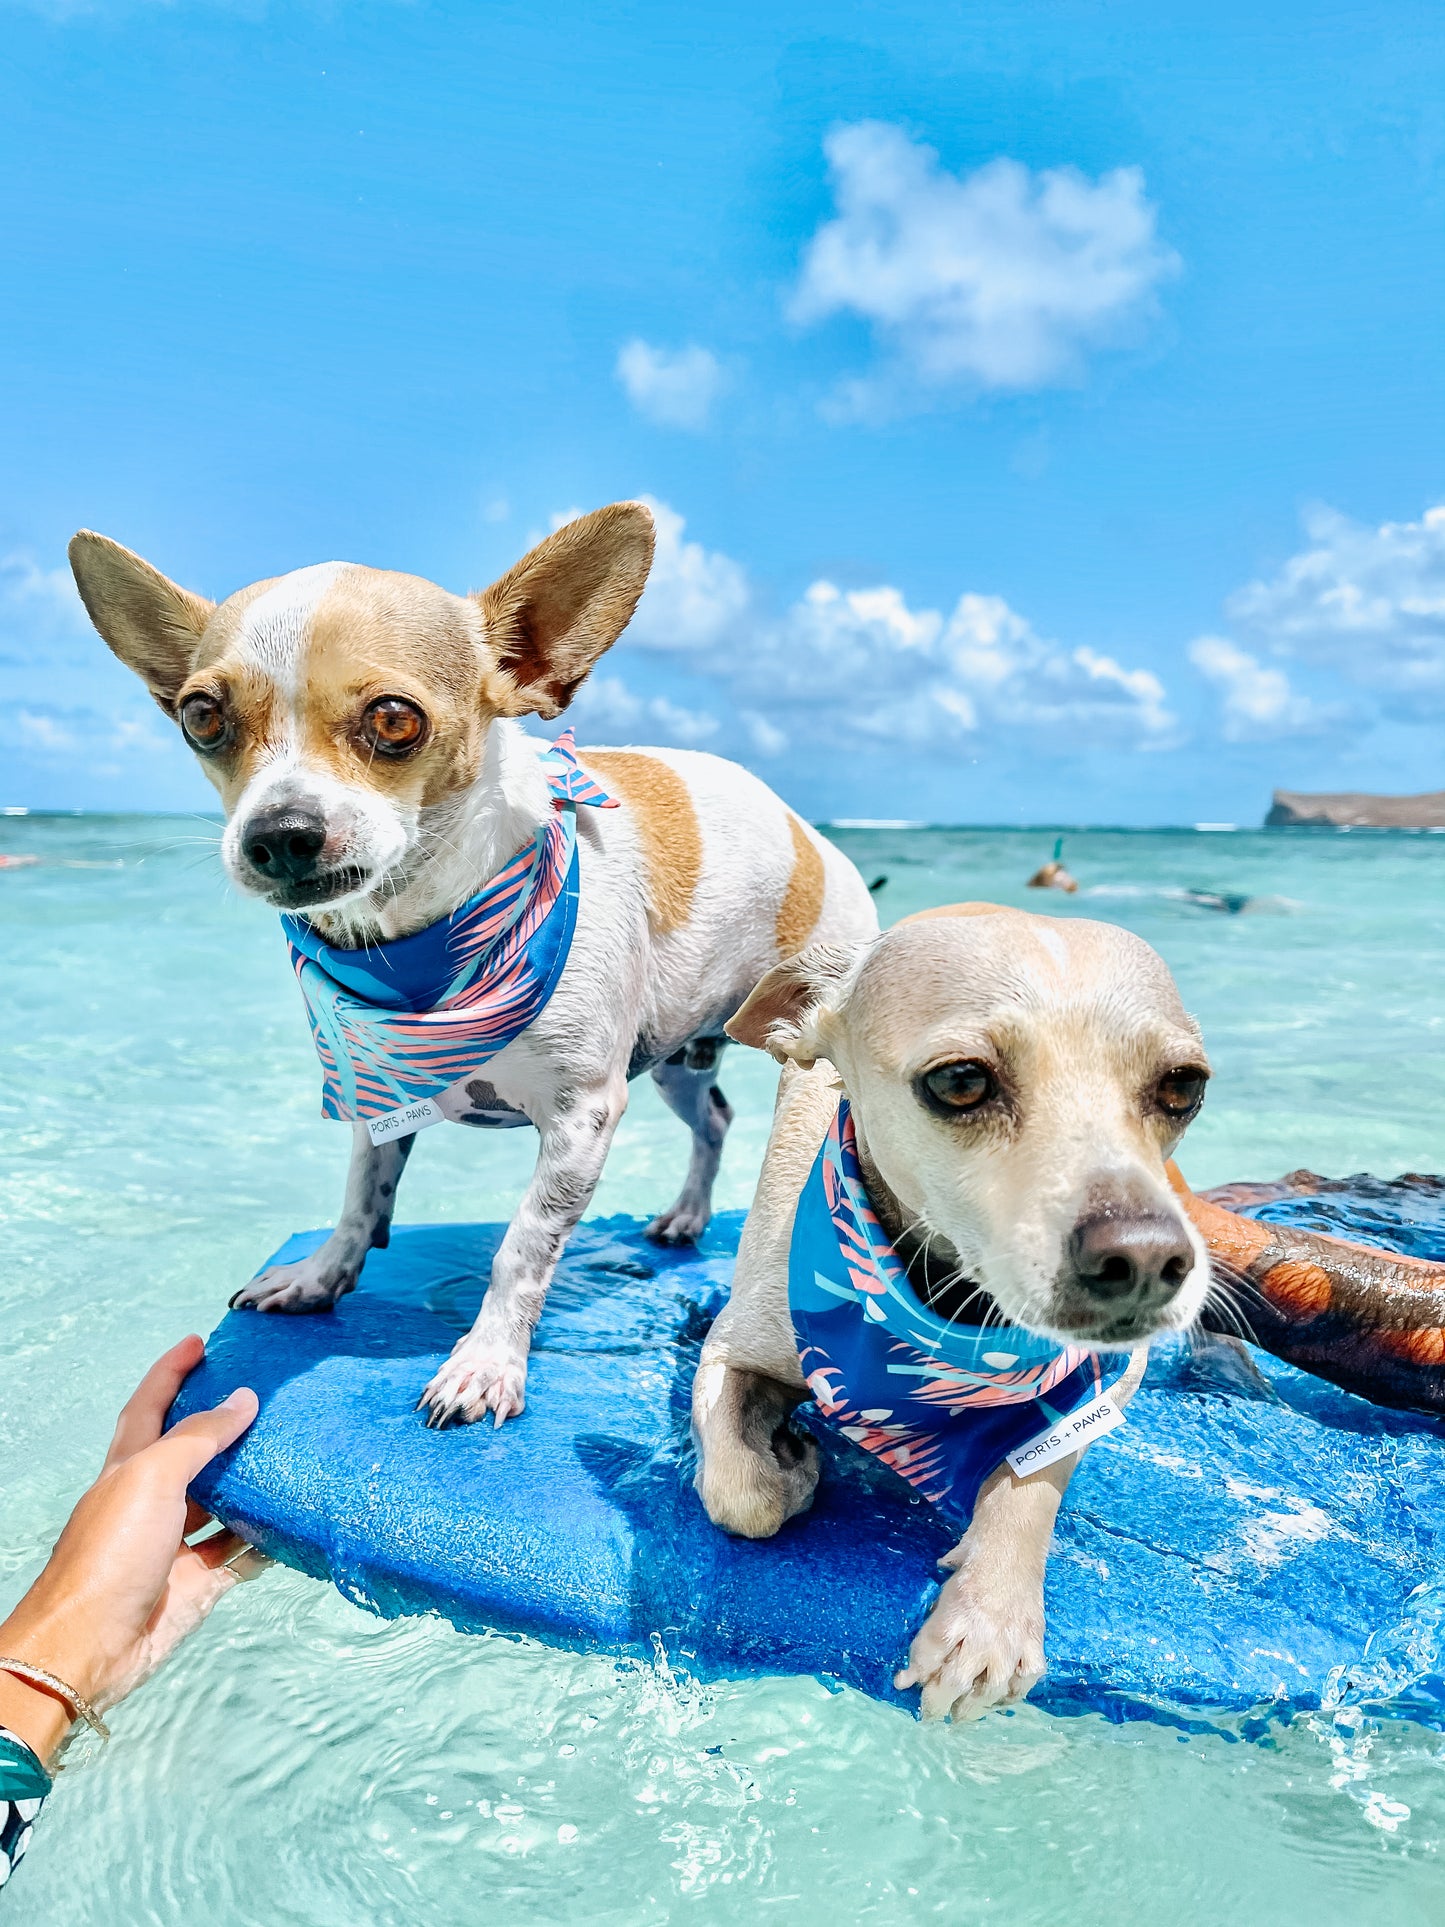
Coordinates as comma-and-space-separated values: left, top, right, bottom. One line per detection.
621, 497, 752, 651
615, 340, 725, 431
564, 673, 718, 748
0, 552, 92, 663
1188, 635, 1337, 740
1226, 503, 1445, 714
790, 122, 1178, 409
593, 499, 1173, 758
0, 550, 182, 788
741, 710, 788, 757
15, 708, 79, 752
764, 580, 1173, 746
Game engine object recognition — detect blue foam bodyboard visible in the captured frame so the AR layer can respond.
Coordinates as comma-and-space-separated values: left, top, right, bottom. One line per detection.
172, 1190, 1445, 1731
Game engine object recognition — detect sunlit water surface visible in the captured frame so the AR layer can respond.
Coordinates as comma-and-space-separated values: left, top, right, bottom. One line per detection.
3, 816, 1444, 1925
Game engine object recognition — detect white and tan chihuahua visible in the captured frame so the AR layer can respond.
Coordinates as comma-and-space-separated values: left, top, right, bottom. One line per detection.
69, 504, 878, 1426
692, 903, 1212, 1720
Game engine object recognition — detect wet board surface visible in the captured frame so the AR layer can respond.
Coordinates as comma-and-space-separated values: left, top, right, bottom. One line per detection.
171, 1184, 1445, 1733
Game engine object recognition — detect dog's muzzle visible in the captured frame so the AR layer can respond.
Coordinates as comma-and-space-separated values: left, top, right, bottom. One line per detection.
236, 804, 368, 908
1056, 1209, 1195, 1340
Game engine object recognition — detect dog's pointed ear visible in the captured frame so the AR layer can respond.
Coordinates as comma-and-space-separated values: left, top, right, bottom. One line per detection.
477, 502, 655, 720
726, 942, 863, 1067
68, 532, 216, 710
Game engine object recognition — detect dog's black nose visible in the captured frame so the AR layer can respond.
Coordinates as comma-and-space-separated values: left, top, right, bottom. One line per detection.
1068, 1212, 1194, 1307
241, 806, 327, 882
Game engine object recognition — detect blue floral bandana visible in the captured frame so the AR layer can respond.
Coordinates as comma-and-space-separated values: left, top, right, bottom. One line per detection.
282, 730, 617, 1146
789, 1098, 1136, 1526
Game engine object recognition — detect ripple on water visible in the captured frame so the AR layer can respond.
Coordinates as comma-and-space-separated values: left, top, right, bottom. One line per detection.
14, 1571, 1444, 1925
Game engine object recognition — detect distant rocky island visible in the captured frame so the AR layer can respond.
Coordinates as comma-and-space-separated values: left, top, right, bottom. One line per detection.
1266, 789, 1445, 829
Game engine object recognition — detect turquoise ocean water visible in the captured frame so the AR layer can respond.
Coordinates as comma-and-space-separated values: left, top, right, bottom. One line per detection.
3, 814, 1444, 1924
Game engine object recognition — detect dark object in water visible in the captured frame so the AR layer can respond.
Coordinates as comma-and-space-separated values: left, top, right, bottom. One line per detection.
1176, 1164, 1445, 1414
1027, 838, 1078, 894
1027, 860, 1078, 893
867, 875, 888, 894
1182, 889, 1251, 914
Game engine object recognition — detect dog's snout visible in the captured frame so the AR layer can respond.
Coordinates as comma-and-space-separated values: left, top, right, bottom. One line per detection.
1068, 1212, 1194, 1307
241, 805, 328, 882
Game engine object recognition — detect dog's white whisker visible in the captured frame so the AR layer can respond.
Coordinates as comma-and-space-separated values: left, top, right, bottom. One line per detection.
1204, 1281, 1262, 1347
1207, 1260, 1271, 1317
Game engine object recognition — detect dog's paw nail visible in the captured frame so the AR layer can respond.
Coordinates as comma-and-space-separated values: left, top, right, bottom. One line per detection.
644, 1207, 708, 1247
416, 1349, 525, 1431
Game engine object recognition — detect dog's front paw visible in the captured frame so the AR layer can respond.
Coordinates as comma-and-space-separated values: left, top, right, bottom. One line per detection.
894, 1565, 1046, 1722
230, 1249, 361, 1314
645, 1200, 710, 1247
418, 1337, 528, 1429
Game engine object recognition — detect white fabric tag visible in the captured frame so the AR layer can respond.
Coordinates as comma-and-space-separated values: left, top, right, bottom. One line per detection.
366, 1097, 446, 1146
1006, 1391, 1125, 1477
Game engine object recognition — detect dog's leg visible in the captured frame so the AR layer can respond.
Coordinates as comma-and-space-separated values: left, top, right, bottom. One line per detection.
897, 1348, 1147, 1720
691, 1289, 818, 1537
895, 1458, 1070, 1721
645, 1040, 733, 1247
418, 1080, 628, 1427
692, 1356, 819, 1539
688, 1058, 838, 1532
231, 1126, 416, 1313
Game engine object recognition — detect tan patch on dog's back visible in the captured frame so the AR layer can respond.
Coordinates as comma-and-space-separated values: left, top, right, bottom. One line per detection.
581, 750, 701, 935
776, 813, 826, 956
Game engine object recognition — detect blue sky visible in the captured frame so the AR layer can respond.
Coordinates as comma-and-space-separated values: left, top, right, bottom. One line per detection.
2, 0, 1443, 824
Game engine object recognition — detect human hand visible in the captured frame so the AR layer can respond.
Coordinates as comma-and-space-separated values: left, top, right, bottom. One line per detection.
0, 1336, 262, 1766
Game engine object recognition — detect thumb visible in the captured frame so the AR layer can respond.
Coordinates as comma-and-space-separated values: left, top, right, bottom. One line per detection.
154, 1387, 260, 1486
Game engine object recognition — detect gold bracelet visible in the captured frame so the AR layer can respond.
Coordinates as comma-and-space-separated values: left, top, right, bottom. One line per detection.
0, 1660, 111, 1742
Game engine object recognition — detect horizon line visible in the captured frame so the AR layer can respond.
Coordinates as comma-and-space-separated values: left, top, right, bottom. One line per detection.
7, 807, 1445, 837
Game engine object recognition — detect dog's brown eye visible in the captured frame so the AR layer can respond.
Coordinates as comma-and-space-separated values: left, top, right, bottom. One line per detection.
918, 1060, 997, 1117
1156, 1066, 1208, 1116
179, 693, 229, 751
362, 698, 427, 757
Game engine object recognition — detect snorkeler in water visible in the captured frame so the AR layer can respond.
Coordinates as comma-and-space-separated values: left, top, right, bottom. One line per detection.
1026, 835, 1078, 894
1180, 889, 1252, 915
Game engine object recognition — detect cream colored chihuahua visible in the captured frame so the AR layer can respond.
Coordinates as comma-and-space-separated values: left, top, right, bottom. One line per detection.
692, 904, 1212, 1721
69, 505, 878, 1426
